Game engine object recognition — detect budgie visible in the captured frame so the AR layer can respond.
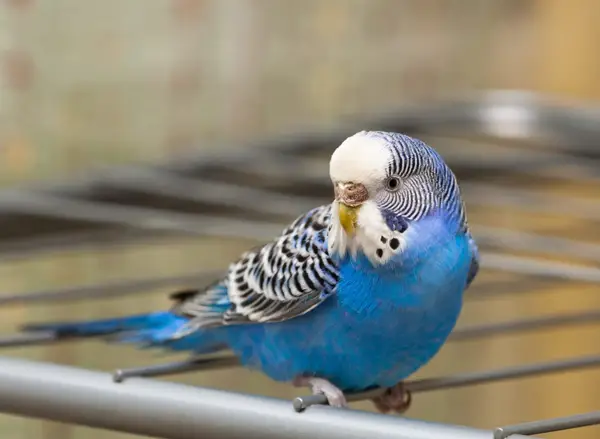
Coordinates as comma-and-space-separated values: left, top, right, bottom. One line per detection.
20, 131, 479, 413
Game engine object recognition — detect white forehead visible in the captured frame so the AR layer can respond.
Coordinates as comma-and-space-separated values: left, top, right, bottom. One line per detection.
329, 131, 391, 184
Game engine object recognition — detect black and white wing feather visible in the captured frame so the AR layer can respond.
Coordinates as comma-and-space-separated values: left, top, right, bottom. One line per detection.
172, 205, 339, 330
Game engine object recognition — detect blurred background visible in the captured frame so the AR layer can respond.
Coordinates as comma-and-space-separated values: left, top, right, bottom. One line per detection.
1, 0, 600, 438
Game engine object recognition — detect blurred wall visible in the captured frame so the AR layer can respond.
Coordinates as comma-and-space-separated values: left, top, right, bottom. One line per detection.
1, 0, 542, 184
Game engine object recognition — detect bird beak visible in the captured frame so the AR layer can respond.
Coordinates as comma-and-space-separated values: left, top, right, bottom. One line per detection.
338, 203, 359, 235
335, 182, 368, 236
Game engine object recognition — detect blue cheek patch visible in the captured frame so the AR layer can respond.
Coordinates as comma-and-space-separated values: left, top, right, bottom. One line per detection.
380, 209, 409, 233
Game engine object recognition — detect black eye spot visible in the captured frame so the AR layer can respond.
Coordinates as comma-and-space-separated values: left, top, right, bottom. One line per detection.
389, 238, 400, 250
386, 176, 401, 192
376, 248, 384, 258
380, 236, 387, 244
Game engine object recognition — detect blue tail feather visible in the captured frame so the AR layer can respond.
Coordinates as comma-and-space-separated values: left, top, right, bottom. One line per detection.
21, 311, 176, 337
21, 311, 225, 354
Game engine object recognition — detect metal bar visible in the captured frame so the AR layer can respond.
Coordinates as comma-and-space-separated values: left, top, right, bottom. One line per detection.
419, 135, 600, 177
408, 354, 600, 392
449, 310, 600, 341
101, 311, 600, 379
0, 93, 592, 252
0, 175, 597, 269
8, 336, 589, 417
4, 313, 597, 400
294, 354, 600, 410
0, 250, 597, 309
155, 91, 600, 173
3, 307, 599, 356
473, 226, 600, 262
63, 167, 600, 264
482, 253, 600, 283
462, 183, 600, 221
33, 174, 600, 264
0, 190, 284, 240
51, 166, 317, 218
0, 229, 180, 262
494, 411, 600, 439
0, 356, 521, 439
113, 356, 237, 382
0, 271, 223, 305
467, 277, 561, 300
192, 154, 600, 220
0, 332, 58, 347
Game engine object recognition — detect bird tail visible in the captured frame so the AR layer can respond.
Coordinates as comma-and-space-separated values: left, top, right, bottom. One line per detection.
13, 311, 225, 353
21, 312, 170, 338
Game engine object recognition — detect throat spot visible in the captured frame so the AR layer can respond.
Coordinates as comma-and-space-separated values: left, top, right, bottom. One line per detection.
329, 202, 408, 265
373, 232, 405, 262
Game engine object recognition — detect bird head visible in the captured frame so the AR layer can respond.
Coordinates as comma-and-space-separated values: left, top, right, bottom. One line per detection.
327, 130, 465, 265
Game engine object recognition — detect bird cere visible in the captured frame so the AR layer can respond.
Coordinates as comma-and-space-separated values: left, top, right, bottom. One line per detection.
18, 131, 479, 414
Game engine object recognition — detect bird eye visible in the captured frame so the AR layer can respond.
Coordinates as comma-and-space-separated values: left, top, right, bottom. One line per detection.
385, 176, 401, 192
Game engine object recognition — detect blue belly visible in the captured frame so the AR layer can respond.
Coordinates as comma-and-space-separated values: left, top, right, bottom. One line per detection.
224, 233, 471, 391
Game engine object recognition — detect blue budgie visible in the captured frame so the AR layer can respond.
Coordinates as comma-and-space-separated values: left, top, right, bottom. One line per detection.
20, 131, 479, 412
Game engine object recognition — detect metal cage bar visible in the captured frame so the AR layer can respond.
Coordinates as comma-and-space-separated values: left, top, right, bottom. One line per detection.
495, 411, 600, 438
0, 91, 597, 257
0, 356, 534, 439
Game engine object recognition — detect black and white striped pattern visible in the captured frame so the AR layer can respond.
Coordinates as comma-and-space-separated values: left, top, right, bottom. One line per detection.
368, 131, 478, 279
173, 205, 339, 327
368, 131, 467, 231
170, 279, 231, 330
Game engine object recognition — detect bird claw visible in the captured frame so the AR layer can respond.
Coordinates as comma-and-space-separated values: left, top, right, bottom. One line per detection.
371, 382, 412, 414
293, 376, 348, 408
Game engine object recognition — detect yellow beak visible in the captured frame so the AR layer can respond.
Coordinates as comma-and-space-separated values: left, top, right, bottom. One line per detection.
338, 203, 360, 235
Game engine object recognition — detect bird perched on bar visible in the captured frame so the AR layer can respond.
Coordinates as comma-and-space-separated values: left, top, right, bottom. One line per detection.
19, 131, 479, 413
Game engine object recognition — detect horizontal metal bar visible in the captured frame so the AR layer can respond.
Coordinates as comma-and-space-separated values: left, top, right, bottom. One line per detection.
462, 183, 600, 221
196, 153, 599, 217
108, 349, 600, 400
53, 166, 316, 219
295, 353, 600, 409
0, 250, 596, 309
39, 175, 600, 264
473, 226, 600, 262
482, 253, 600, 283
494, 410, 600, 439
0, 93, 593, 245
3, 308, 599, 359
449, 310, 600, 341
419, 135, 600, 179
0, 332, 58, 347
0, 190, 284, 241
29, 345, 593, 415
406, 353, 600, 392
0, 356, 519, 439
113, 356, 237, 382
0, 229, 179, 262
4, 313, 598, 402
0, 271, 222, 305
0, 175, 596, 269
158, 90, 600, 174
65, 168, 600, 264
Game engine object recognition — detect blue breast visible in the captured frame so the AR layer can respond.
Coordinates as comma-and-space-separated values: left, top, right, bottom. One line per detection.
225, 221, 472, 391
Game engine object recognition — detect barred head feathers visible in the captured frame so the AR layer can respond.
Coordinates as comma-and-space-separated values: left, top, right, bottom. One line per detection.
328, 131, 467, 265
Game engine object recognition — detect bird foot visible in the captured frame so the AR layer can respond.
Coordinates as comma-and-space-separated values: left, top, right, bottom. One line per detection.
293, 376, 348, 408
371, 382, 412, 414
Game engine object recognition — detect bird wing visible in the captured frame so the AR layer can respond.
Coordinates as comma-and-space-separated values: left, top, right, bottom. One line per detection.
171, 205, 339, 330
